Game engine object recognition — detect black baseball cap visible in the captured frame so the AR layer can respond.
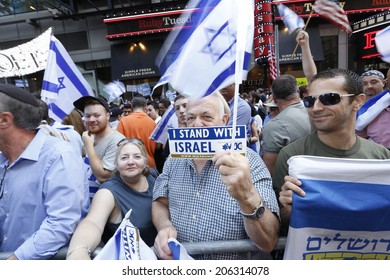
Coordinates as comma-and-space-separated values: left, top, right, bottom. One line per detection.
0, 84, 39, 107
73, 96, 109, 112
109, 107, 123, 122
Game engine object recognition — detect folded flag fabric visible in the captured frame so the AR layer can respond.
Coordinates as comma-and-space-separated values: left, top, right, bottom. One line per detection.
103, 80, 125, 103
153, 0, 253, 99
284, 156, 390, 260
94, 209, 157, 260
375, 25, 390, 63
356, 90, 390, 131
168, 238, 194, 260
149, 105, 178, 144
277, 4, 305, 34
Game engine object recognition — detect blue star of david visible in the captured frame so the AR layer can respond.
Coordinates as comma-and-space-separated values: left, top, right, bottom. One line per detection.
202, 21, 236, 64
58, 77, 66, 91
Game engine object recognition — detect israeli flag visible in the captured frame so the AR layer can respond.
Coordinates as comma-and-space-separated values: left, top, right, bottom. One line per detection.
41, 36, 94, 122
103, 80, 125, 103
168, 238, 194, 260
277, 4, 305, 35
284, 156, 390, 260
94, 209, 157, 260
375, 25, 390, 63
356, 90, 390, 131
150, 105, 178, 144
153, 0, 253, 99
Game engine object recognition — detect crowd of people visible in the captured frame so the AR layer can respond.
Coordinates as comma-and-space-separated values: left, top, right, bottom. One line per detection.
1, 29, 390, 260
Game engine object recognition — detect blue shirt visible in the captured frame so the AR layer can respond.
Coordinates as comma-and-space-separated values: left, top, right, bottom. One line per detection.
0, 129, 89, 259
153, 149, 279, 259
227, 97, 251, 127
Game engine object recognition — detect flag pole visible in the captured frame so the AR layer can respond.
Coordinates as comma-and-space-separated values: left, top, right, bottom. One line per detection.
291, 10, 314, 56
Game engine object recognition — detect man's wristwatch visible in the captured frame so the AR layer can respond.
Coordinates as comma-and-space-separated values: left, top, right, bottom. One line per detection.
239, 201, 265, 219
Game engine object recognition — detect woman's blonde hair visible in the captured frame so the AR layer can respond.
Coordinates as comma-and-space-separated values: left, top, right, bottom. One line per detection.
115, 138, 150, 176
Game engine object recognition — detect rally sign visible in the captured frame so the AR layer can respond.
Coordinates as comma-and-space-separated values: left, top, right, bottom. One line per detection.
0, 27, 52, 78
168, 125, 247, 158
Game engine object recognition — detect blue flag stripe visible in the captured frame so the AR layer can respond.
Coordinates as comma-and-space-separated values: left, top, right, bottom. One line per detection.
153, 106, 175, 140
49, 102, 68, 120
42, 80, 59, 94
356, 90, 388, 117
291, 179, 390, 231
52, 42, 90, 97
158, 0, 223, 73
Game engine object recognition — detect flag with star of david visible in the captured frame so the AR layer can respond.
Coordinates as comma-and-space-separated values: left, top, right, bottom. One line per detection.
41, 36, 94, 122
153, 0, 254, 99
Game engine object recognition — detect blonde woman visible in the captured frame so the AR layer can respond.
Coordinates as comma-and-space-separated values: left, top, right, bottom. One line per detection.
66, 138, 157, 260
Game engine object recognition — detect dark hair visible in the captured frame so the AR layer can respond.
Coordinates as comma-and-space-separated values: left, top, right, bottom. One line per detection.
131, 97, 147, 109
174, 94, 187, 103
0, 93, 42, 130
159, 98, 171, 108
271, 74, 299, 100
147, 100, 159, 110
311, 69, 363, 95
247, 102, 258, 117
250, 91, 261, 103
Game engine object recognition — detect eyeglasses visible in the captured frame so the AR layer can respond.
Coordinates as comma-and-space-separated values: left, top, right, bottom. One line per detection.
0, 165, 8, 199
117, 138, 144, 147
303, 93, 355, 108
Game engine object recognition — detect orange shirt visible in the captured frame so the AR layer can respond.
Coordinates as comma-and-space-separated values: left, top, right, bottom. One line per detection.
117, 112, 157, 168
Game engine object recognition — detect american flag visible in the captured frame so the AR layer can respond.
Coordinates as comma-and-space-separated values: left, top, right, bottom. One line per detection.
268, 40, 279, 81
313, 0, 352, 34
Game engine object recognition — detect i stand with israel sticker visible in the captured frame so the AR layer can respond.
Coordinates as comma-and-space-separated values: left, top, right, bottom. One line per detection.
168, 125, 247, 158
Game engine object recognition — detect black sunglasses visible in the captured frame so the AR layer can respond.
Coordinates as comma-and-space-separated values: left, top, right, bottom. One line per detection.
303, 93, 355, 108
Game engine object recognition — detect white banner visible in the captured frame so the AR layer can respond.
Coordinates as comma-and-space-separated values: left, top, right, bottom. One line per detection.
0, 27, 52, 78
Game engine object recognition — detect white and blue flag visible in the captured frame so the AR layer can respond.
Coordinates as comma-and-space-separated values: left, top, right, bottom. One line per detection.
41, 36, 94, 122
103, 80, 125, 103
168, 238, 194, 260
153, 0, 254, 99
375, 23, 390, 63
356, 90, 390, 131
277, 4, 305, 35
94, 209, 157, 260
150, 104, 178, 144
284, 156, 390, 260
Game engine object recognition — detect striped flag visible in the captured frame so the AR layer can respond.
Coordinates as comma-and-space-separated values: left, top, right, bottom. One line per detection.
284, 156, 390, 260
313, 0, 352, 34
153, 0, 253, 99
149, 105, 178, 144
168, 238, 194, 260
277, 4, 305, 34
94, 209, 157, 260
268, 39, 279, 81
375, 25, 390, 63
41, 36, 94, 122
356, 90, 390, 131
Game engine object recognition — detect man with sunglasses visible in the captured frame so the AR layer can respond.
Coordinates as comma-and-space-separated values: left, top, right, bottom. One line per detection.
273, 69, 390, 237
262, 74, 312, 175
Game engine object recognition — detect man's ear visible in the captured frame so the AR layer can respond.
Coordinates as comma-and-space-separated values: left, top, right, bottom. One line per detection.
0, 112, 13, 128
222, 114, 229, 125
353, 93, 366, 111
